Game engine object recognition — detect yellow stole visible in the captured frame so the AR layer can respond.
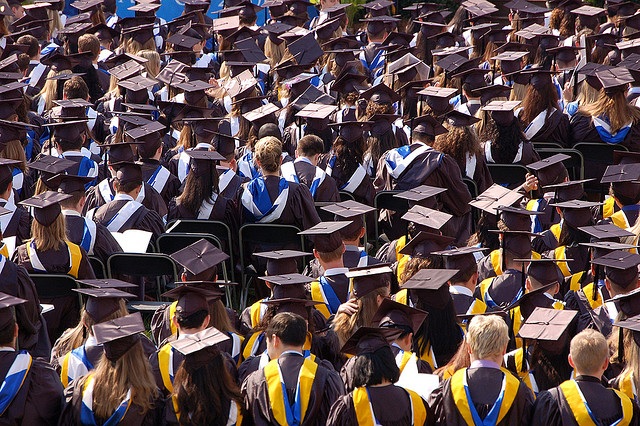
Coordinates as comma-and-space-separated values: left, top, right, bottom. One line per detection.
555, 246, 572, 277
603, 197, 616, 219
242, 332, 264, 361
157, 343, 174, 393
67, 242, 82, 278
397, 351, 416, 374
550, 223, 562, 243
168, 301, 178, 336
559, 380, 633, 426
478, 278, 494, 304
0, 244, 7, 258
568, 271, 584, 292
506, 348, 535, 392
450, 367, 521, 426
310, 281, 331, 320
610, 210, 630, 230
395, 289, 409, 305
353, 386, 427, 425
618, 373, 637, 402
490, 250, 503, 276
395, 235, 408, 262
250, 300, 263, 328
264, 357, 318, 425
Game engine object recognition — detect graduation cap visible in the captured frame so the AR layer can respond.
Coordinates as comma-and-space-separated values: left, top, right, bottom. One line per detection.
571, 4, 606, 27
491, 51, 528, 75
398, 231, 455, 257
0, 159, 20, 188
92, 312, 145, 361
361, 15, 400, 34
254, 250, 310, 278
416, 86, 457, 113
549, 200, 601, 228
314, 16, 343, 40
321, 200, 375, 238
608, 286, 640, 318
443, 110, 481, 127
613, 150, 640, 166
596, 67, 635, 95
579, 223, 634, 241
186, 150, 225, 177
167, 33, 201, 51
170, 238, 229, 278
372, 298, 428, 336
517, 307, 578, 348
121, 22, 155, 45
527, 153, 570, 187
170, 326, 230, 367
469, 184, 523, 215
128, 2, 161, 15
542, 179, 592, 202
592, 250, 640, 289
78, 278, 138, 290
496, 206, 542, 232
432, 246, 488, 280
327, 121, 372, 143
299, 221, 349, 253
0, 293, 27, 329
518, 258, 567, 287
74, 287, 134, 323
262, 22, 294, 44
614, 314, 640, 349
482, 100, 520, 126
408, 115, 447, 138
400, 268, 458, 308
489, 229, 535, 259
601, 163, 640, 200
286, 32, 323, 66
401, 205, 452, 232
394, 185, 447, 203
19, 191, 71, 226
102, 52, 148, 69
359, 82, 400, 105
28, 155, 75, 181
162, 283, 224, 317
261, 298, 322, 320
114, 162, 143, 186
71, 0, 102, 12
340, 326, 403, 356
46, 174, 93, 194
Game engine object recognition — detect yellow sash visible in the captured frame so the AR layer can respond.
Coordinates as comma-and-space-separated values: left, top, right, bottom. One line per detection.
526, 199, 539, 212
559, 380, 633, 426
397, 256, 409, 282
511, 306, 523, 349
395, 289, 409, 305
490, 250, 503, 276
618, 373, 637, 402
157, 343, 174, 393
580, 283, 603, 309
169, 301, 178, 336
264, 357, 318, 425
568, 272, 584, 292
67, 242, 82, 278
603, 197, 616, 219
442, 365, 457, 381
395, 235, 407, 262
353, 386, 427, 425
242, 332, 263, 361
398, 351, 415, 374
478, 278, 494, 304
250, 300, 263, 328
60, 353, 70, 388
309, 281, 331, 320
505, 348, 535, 392
417, 337, 437, 369
610, 210, 630, 230
550, 223, 562, 243
0, 244, 7, 258
450, 367, 522, 426
555, 246, 571, 277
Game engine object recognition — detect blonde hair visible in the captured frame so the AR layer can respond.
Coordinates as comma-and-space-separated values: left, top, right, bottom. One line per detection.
137, 50, 161, 78
38, 69, 71, 112
1, 140, 27, 171
123, 38, 157, 55
581, 90, 640, 133
333, 286, 390, 347
210, 299, 236, 334
75, 342, 157, 419
254, 136, 282, 173
48, 9, 62, 36
575, 82, 602, 107
509, 83, 527, 101
570, 329, 608, 375
617, 327, 640, 391
466, 315, 509, 360
30, 213, 67, 251
264, 38, 286, 68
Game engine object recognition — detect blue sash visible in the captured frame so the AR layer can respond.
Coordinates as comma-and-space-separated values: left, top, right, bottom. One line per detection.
0, 351, 32, 415
484, 279, 523, 309
80, 376, 132, 426
80, 221, 93, 253
24, 133, 35, 161
242, 177, 289, 222
593, 115, 632, 145
464, 374, 507, 426
319, 276, 342, 315
66, 345, 94, 384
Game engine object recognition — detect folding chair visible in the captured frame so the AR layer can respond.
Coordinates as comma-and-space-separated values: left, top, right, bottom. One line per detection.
535, 148, 585, 181
106, 253, 178, 300
573, 142, 628, 196
487, 164, 529, 189
532, 142, 563, 150
339, 191, 355, 201
88, 256, 106, 279
238, 224, 305, 309
374, 190, 409, 244
29, 274, 81, 343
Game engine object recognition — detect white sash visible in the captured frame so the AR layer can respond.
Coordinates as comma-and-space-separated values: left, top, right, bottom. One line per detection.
27, 243, 47, 272
484, 141, 523, 163
28, 63, 47, 88
218, 169, 235, 194
258, 351, 270, 369
178, 152, 191, 183
386, 144, 431, 179
87, 107, 97, 132
136, 183, 146, 204
148, 166, 171, 194
84, 218, 97, 255
98, 179, 114, 203
0, 198, 16, 234
197, 193, 218, 220
227, 402, 239, 426
230, 333, 241, 361
524, 108, 554, 140
465, 154, 477, 179
280, 161, 297, 183
105, 200, 143, 232
342, 165, 367, 193
395, 350, 419, 382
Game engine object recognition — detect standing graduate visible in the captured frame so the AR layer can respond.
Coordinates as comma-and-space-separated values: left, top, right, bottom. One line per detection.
242, 312, 345, 426
428, 314, 535, 425
531, 329, 639, 426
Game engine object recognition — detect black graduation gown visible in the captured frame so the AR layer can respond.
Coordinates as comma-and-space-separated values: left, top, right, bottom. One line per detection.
0, 258, 49, 357
84, 179, 168, 219
475, 269, 525, 308
373, 143, 472, 246
328, 384, 432, 426
520, 108, 571, 148
450, 288, 477, 316
289, 159, 341, 203
63, 212, 123, 266
569, 112, 640, 152
138, 159, 181, 207
0, 200, 30, 244
428, 367, 534, 426
454, 152, 493, 195
531, 376, 639, 426
242, 352, 345, 426
0, 351, 64, 424
90, 197, 166, 244
485, 140, 541, 166
218, 168, 248, 202
166, 194, 237, 230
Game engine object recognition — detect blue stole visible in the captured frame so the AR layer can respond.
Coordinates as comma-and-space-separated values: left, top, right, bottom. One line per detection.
593, 115, 632, 145
463, 371, 507, 426
0, 351, 32, 416
79, 221, 94, 256
319, 276, 342, 315
80, 376, 132, 426
242, 177, 289, 222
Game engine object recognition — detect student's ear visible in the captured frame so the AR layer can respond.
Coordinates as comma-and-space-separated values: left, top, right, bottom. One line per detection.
568, 353, 575, 369
313, 248, 320, 260
358, 227, 366, 239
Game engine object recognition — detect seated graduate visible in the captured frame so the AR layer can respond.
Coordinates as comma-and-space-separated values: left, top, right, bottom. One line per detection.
242, 312, 345, 426
341, 298, 431, 392
428, 314, 534, 425
531, 328, 638, 426
0, 293, 64, 423
167, 150, 237, 227
83, 141, 167, 218
327, 327, 432, 426
436, 247, 488, 316
150, 239, 242, 356
0, 158, 30, 243
59, 313, 163, 425
600, 163, 640, 230
211, 121, 250, 201
42, 119, 99, 182
280, 134, 340, 203
306, 200, 380, 278
47, 173, 123, 266
88, 162, 165, 243
240, 135, 321, 230
611, 313, 640, 402
164, 327, 245, 425
150, 282, 239, 397
14, 191, 95, 340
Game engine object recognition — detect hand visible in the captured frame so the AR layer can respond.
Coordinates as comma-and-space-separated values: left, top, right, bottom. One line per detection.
336, 299, 358, 316
523, 173, 539, 192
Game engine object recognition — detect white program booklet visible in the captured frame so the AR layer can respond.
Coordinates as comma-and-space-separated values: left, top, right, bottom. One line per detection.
110, 229, 152, 253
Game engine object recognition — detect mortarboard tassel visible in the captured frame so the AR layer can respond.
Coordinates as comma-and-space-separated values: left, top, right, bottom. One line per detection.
619, 327, 625, 364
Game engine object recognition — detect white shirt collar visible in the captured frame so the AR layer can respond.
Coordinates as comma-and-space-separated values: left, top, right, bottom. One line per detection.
0, 346, 15, 352
449, 285, 474, 297
113, 193, 134, 202
324, 267, 349, 277
61, 209, 81, 217
85, 335, 97, 347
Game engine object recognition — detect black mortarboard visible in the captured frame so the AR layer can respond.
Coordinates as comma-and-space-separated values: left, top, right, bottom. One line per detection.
409, 114, 448, 137
527, 154, 570, 187
299, 221, 349, 253
74, 288, 134, 323
543, 179, 592, 202
92, 312, 145, 361
170, 239, 229, 277
340, 326, 403, 356
394, 185, 447, 203
400, 268, 457, 308
549, 200, 601, 229
518, 307, 578, 343
78, 278, 138, 290
28, 155, 75, 181
162, 284, 223, 317
170, 326, 230, 368
469, 184, 523, 215
579, 223, 634, 241
592, 250, 640, 289
433, 247, 487, 280
254, 250, 310, 277
19, 191, 71, 226
321, 200, 375, 238
601, 164, 640, 200
327, 121, 372, 143
444, 110, 481, 127
360, 82, 401, 104
489, 230, 534, 259
0, 158, 20, 187
398, 231, 455, 257
372, 298, 428, 335
347, 264, 394, 299
596, 67, 634, 95
497, 206, 542, 231
517, 258, 566, 286
261, 298, 322, 321
416, 86, 457, 113
482, 100, 520, 126
257, 274, 313, 300
114, 162, 143, 186
401, 205, 452, 231
608, 287, 640, 317
46, 174, 93, 194
0, 293, 26, 329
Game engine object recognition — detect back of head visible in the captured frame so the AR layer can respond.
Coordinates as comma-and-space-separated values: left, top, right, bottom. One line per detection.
258, 123, 282, 140
63, 76, 90, 101
265, 312, 307, 347
570, 329, 608, 376
254, 136, 282, 174
466, 315, 509, 360
78, 34, 101, 60
298, 134, 324, 157
17, 35, 39, 58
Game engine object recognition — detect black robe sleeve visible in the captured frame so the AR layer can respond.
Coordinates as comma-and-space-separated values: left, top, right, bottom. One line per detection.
92, 223, 123, 265
530, 389, 564, 426
290, 183, 322, 231
326, 394, 356, 426
23, 359, 64, 425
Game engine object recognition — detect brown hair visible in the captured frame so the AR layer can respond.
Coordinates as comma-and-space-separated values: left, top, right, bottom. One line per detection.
581, 90, 640, 133
2, 140, 27, 171
76, 341, 157, 418
63, 76, 90, 100
519, 82, 560, 127
316, 244, 344, 263
78, 34, 101, 59
254, 136, 282, 173
30, 213, 67, 251
332, 286, 390, 347
433, 122, 482, 167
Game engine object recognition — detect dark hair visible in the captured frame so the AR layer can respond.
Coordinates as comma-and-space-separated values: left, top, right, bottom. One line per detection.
265, 312, 307, 347
173, 346, 242, 426
176, 309, 209, 330
451, 263, 478, 284
486, 119, 526, 164
611, 185, 640, 206
55, 131, 86, 152
64, 76, 90, 101
365, 129, 398, 174
175, 162, 220, 217
0, 311, 15, 345
114, 179, 141, 194
59, 191, 85, 208
331, 135, 364, 188
520, 82, 559, 127
17, 54, 30, 73
17, 35, 39, 58
351, 346, 400, 387
298, 134, 324, 157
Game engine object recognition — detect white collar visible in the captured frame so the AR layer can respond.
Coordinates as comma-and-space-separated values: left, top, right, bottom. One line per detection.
295, 157, 313, 165
344, 245, 361, 252
629, 86, 640, 95
449, 285, 474, 297
0, 346, 15, 352
113, 193, 134, 202
324, 267, 349, 277
280, 350, 304, 357
177, 331, 194, 341
61, 151, 84, 157
85, 335, 97, 346
61, 209, 82, 217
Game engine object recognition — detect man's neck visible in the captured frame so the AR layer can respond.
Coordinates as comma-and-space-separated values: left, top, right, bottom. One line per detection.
273, 346, 304, 359
344, 239, 360, 247
320, 259, 344, 271
263, 171, 280, 178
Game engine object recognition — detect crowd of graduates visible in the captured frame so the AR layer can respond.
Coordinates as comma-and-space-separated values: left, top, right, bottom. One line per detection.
4, 0, 640, 423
